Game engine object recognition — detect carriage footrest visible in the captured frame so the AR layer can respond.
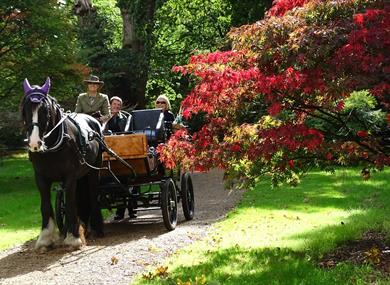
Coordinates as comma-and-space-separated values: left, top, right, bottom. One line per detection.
133, 206, 161, 212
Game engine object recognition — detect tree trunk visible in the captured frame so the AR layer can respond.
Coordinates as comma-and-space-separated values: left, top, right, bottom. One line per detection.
73, 0, 157, 109
121, 9, 142, 51
119, 0, 157, 109
73, 0, 95, 16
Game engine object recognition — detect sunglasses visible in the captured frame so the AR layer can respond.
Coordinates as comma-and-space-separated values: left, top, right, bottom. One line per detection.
156, 101, 166, 104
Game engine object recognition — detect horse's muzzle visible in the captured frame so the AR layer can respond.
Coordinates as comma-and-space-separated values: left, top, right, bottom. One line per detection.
28, 139, 46, 152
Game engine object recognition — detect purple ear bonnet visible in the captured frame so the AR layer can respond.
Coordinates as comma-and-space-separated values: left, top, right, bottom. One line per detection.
23, 77, 51, 103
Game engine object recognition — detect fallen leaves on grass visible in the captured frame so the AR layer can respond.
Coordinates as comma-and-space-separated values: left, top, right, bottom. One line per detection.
142, 266, 169, 280
319, 231, 390, 276
177, 274, 207, 285
365, 246, 381, 264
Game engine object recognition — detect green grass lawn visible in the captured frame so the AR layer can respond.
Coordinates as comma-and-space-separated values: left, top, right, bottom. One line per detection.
0, 153, 116, 251
133, 167, 390, 285
2, 154, 390, 284
0, 153, 41, 250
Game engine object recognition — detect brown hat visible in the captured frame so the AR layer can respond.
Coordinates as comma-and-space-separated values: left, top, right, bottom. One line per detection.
83, 75, 104, 85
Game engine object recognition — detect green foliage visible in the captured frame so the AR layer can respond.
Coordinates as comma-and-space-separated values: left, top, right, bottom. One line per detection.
228, 0, 272, 27
99, 48, 148, 106
0, 0, 79, 109
0, 0, 83, 146
307, 90, 386, 139
116, 0, 165, 41
344, 90, 377, 111
147, 0, 233, 111
304, 0, 370, 25
76, 0, 122, 66
0, 111, 25, 148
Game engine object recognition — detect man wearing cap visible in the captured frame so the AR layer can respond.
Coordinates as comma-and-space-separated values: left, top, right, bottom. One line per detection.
75, 75, 111, 123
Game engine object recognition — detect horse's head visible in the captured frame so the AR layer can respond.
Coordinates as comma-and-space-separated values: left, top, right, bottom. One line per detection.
21, 77, 52, 152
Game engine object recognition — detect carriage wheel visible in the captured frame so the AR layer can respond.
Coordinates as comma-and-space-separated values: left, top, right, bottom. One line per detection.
181, 172, 195, 221
161, 178, 178, 231
55, 187, 66, 236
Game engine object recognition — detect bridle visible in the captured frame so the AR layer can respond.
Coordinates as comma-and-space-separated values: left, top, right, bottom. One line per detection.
24, 92, 69, 153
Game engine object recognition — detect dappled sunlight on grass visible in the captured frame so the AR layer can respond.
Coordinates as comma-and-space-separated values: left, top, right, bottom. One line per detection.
140, 246, 378, 285
215, 208, 366, 250
134, 167, 390, 285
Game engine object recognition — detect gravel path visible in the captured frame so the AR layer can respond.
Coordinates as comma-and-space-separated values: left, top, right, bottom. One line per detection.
0, 169, 243, 285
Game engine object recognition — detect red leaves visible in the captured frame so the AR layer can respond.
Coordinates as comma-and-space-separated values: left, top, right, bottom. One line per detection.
268, 103, 283, 116
230, 144, 241, 152
357, 130, 368, 138
353, 14, 365, 26
268, 0, 308, 17
336, 101, 345, 112
255, 124, 324, 157
332, 6, 390, 87
326, 152, 333, 161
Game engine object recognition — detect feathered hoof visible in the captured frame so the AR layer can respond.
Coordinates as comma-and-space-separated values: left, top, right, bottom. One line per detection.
64, 234, 84, 249
35, 245, 49, 253
35, 238, 57, 252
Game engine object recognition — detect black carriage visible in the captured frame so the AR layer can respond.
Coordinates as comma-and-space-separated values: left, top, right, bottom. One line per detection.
55, 109, 194, 233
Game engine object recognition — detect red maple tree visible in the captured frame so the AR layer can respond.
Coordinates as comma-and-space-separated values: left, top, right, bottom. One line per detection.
159, 0, 390, 187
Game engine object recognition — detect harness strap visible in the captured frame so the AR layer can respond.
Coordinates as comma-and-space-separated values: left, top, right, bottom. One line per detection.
43, 113, 68, 139
41, 109, 67, 153
66, 115, 87, 155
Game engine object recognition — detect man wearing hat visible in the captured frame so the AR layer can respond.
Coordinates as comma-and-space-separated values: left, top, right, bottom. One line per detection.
75, 75, 111, 123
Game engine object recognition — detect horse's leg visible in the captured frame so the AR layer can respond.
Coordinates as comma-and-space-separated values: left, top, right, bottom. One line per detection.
76, 176, 90, 227
63, 177, 83, 249
34, 176, 59, 251
87, 168, 104, 237
75, 176, 90, 244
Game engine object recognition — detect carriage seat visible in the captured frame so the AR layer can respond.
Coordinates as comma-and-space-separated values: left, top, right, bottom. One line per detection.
129, 109, 165, 146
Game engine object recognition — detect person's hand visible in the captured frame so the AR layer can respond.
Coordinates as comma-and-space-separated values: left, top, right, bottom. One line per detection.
172, 122, 185, 130
91, 111, 102, 119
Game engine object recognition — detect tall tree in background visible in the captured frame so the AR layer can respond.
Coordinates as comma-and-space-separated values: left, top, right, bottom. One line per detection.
73, 0, 272, 109
0, 0, 79, 146
116, 0, 161, 108
148, 0, 272, 112
0, 0, 78, 108
73, 0, 159, 108
148, 0, 232, 110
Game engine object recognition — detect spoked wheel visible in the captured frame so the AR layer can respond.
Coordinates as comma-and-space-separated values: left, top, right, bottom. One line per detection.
160, 178, 178, 231
181, 172, 195, 220
55, 186, 66, 236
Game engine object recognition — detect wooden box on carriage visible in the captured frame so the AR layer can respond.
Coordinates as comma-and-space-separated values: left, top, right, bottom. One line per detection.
103, 134, 147, 160
101, 133, 149, 176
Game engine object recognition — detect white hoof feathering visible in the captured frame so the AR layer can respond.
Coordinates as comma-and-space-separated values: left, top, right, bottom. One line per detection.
64, 233, 83, 248
35, 218, 60, 250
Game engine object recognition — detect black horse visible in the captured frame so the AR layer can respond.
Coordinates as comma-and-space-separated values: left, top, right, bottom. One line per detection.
21, 77, 104, 251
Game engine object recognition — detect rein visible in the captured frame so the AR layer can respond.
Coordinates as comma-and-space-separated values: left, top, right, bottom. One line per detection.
43, 112, 68, 140
40, 102, 69, 153
42, 113, 69, 152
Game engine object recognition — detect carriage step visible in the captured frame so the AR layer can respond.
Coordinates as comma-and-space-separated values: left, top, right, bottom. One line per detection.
134, 206, 161, 212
